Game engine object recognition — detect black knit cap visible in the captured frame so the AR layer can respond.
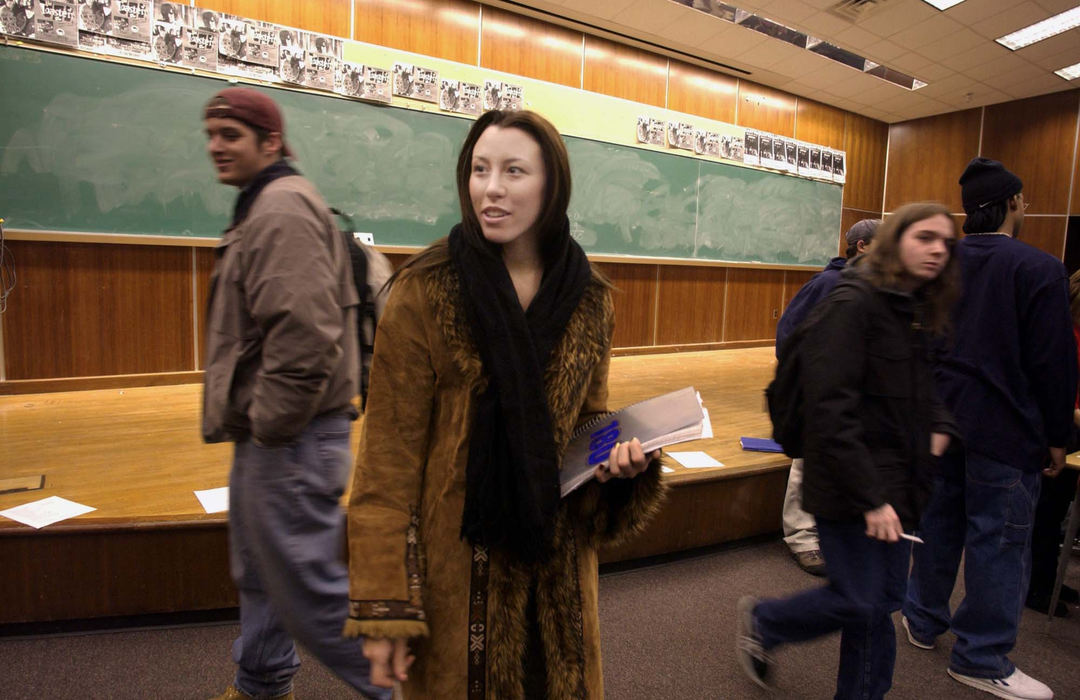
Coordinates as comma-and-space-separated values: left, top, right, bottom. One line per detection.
959, 157, 1022, 212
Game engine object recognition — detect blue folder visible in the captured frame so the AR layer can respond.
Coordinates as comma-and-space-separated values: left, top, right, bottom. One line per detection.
740, 437, 784, 453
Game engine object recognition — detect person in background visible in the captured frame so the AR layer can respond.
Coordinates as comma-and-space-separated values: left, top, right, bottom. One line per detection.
737, 202, 959, 699
902, 158, 1076, 700
1024, 268, 1080, 616
343, 110, 666, 699
775, 218, 880, 576
200, 88, 386, 700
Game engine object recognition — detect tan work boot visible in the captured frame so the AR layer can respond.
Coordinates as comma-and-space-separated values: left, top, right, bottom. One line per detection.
210, 686, 294, 700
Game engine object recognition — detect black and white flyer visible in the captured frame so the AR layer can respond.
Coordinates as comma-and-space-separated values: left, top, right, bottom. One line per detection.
636, 116, 665, 147
797, 142, 810, 176
772, 136, 788, 171
743, 129, 760, 166
719, 134, 743, 161
0, 0, 35, 39
335, 60, 364, 97
303, 33, 339, 91
112, 0, 149, 43
243, 18, 278, 67
440, 79, 482, 116
182, 5, 216, 70
694, 129, 720, 157
809, 146, 822, 179
36, 0, 78, 45
667, 121, 694, 150
832, 150, 846, 183
483, 80, 501, 111
758, 133, 774, 168
785, 139, 798, 173
821, 149, 834, 178
394, 63, 438, 102
277, 27, 304, 84
499, 83, 523, 110
152, 2, 184, 64
362, 65, 391, 103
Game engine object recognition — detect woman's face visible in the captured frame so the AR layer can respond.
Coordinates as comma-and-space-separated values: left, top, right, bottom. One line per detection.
468, 125, 546, 251
898, 213, 954, 284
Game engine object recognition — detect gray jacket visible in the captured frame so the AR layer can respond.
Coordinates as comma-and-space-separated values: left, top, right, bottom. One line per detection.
202, 175, 359, 445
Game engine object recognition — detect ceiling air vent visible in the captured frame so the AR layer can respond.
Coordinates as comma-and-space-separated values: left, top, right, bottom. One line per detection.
828, 0, 889, 22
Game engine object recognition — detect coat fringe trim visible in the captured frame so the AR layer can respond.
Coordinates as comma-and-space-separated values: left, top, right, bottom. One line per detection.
342, 618, 430, 640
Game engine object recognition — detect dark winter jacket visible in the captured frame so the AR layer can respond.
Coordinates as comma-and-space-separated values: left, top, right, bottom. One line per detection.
800, 270, 957, 529
935, 235, 1076, 470
775, 256, 847, 355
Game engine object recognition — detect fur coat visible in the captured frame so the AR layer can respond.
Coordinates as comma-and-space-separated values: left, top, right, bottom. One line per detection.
344, 260, 666, 699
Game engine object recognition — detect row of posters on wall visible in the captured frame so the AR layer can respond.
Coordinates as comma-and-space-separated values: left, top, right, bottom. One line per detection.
0, 0, 525, 114
637, 116, 846, 184
1, 0, 843, 183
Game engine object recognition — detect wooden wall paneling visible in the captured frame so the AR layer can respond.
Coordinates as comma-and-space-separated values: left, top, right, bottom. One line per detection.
735, 81, 796, 137
480, 7, 582, 88
197, 0, 350, 35
843, 113, 888, 214
352, 0, 479, 64
593, 262, 657, 349
3, 242, 194, 380
667, 60, 737, 123
782, 270, 817, 313
723, 268, 785, 341
195, 247, 215, 371
795, 99, 845, 150
583, 36, 667, 108
1019, 217, 1067, 260
981, 91, 1080, 216
885, 109, 981, 213
654, 265, 726, 345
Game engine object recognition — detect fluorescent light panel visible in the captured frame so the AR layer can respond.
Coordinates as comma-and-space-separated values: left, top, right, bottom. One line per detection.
1056, 61, 1080, 81
922, 0, 965, 10
668, 0, 926, 90
997, 6, 1080, 51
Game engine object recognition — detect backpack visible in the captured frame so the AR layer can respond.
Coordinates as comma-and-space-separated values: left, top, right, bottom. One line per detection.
331, 208, 393, 408
765, 300, 831, 458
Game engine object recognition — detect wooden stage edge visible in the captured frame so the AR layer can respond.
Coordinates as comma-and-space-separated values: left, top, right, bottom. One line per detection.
0, 348, 789, 625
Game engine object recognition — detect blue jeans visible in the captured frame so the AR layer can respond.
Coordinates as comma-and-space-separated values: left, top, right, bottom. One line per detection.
229, 413, 389, 699
755, 517, 910, 700
903, 449, 1040, 679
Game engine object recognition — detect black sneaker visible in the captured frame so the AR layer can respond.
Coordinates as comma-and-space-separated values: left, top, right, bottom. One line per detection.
736, 595, 772, 689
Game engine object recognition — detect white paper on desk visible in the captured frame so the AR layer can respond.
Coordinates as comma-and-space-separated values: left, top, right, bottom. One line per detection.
668, 451, 725, 469
194, 487, 229, 514
698, 395, 714, 439
0, 496, 96, 529
661, 466, 675, 473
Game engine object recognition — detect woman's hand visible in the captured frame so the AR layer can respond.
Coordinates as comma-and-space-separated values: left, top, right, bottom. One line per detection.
363, 637, 414, 688
594, 438, 660, 483
864, 503, 903, 542
930, 432, 950, 457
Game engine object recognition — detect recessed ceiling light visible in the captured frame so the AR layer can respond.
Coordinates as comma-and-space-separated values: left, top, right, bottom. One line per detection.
1055, 61, 1080, 80
996, 6, 1080, 51
922, 0, 965, 9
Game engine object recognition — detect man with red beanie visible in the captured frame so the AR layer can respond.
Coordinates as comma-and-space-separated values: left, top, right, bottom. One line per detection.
201, 87, 387, 700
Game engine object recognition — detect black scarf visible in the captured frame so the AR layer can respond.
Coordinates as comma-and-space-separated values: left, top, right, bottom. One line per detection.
229, 159, 298, 229
453, 217, 592, 562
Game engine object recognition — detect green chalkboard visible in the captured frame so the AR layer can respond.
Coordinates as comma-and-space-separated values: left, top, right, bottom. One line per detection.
0, 44, 841, 265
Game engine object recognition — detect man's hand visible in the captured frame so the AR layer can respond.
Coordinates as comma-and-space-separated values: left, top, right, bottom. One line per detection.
930, 432, 951, 457
864, 504, 903, 542
594, 438, 659, 483
363, 637, 413, 688
1044, 447, 1067, 478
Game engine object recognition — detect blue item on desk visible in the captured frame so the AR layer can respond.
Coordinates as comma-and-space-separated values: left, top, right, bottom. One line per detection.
740, 437, 784, 453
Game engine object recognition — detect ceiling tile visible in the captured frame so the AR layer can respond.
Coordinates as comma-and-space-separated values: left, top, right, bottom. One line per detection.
793, 10, 853, 40
890, 14, 965, 51
864, 39, 907, 63
962, 52, 1029, 82
1036, 48, 1080, 71
915, 72, 979, 100
970, 2, 1049, 40
914, 63, 956, 82
830, 24, 879, 51
699, 25, 769, 55
890, 51, 935, 73
937, 84, 1011, 109
942, 43, 1015, 73
612, 0, 686, 30
981, 63, 1050, 91
999, 71, 1075, 97
917, 29, 985, 63
661, 13, 728, 47
1034, 0, 1078, 13
561, 0, 639, 20
856, 0, 939, 38
944, 0, 1019, 25
756, 0, 819, 25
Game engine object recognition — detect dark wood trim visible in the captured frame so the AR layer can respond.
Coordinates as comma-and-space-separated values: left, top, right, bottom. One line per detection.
0, 371, 204, 395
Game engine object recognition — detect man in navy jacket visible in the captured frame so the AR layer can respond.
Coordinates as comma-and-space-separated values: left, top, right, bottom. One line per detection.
775, 219, 878, 575
902, 158, 1076, 700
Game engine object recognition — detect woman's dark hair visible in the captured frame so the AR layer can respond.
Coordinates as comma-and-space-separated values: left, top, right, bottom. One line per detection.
862, 201, 960, 334
962, 198, 1008, 234
389, 110, 609, 287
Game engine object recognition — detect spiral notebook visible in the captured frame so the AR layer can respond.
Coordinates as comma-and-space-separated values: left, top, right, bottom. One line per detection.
560, 386, 709, 497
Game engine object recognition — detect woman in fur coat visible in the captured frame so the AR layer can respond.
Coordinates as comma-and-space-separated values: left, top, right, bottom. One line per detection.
344, 110, 667, 699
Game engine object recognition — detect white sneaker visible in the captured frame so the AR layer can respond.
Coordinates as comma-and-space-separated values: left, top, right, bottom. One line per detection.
901, 615, 934, 650
947, 667, 1053, 700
